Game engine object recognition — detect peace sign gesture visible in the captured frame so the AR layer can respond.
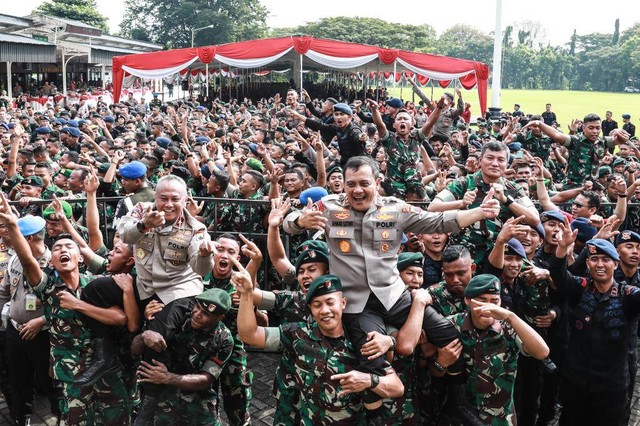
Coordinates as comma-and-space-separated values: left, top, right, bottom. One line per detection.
0, 191, 17, 226
230, 257, 253, 294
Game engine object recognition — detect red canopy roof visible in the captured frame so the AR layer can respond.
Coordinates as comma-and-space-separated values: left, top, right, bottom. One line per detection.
112, 36, 489, 113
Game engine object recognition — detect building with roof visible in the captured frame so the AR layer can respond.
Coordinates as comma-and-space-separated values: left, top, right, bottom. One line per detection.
0, 12, 161, 100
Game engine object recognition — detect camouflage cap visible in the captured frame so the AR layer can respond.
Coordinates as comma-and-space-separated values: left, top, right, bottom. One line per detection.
464, 274, 501, 299
306, 274, 342, 305
195, 288, 231, 315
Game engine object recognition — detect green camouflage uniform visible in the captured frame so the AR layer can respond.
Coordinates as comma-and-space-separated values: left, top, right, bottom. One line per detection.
428, 281, 467, 316
33, 272, 130, 425
155, 317, 234, 426
627, 196, 640, 232
204, 275, 253, 426
449, 311, 522, 426
562, 135, 611, 189
217, 190, 266, 234
380, 129, 425, 198
437, 171, 530, 265
381, 354, 417, 425
42, 184, 67, 200
264, 321, 367, 426
514, 132, 553, 161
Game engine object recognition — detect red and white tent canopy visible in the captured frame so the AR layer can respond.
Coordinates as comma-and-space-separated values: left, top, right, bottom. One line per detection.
112, 36, 489, 113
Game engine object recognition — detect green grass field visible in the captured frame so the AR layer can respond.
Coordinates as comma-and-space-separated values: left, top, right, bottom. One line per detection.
386, 87, 639, 128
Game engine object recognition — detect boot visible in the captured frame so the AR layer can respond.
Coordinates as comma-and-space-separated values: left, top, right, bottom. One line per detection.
74, 338, 120, 386
134, 395, 158, 426
445, 383, 486, 426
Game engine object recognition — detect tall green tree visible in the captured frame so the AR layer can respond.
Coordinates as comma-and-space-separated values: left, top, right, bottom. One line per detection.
612, 18, 620, 45
35, 0, 109, 32
437, 24, 493, 65
120, 0, 268, 48
293, 17, 436, 52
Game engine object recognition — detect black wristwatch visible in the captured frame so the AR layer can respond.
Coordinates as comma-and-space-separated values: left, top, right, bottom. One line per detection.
369, 374, 380, 389
433, 360, 447, 373
504, 195, 515, 207
389, 335, 397, 351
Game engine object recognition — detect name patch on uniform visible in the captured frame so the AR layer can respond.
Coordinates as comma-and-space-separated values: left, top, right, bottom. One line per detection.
331, 221, 353, 226
339, 241, 351, 253
332, 212, 351, 220
375, 222, 396, 228
168, 241, 187, 250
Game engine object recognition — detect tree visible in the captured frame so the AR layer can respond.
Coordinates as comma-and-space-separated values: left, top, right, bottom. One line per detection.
612, 18, 620, 45
35, 0, 109, 32
120, 0, 268, 49
292, 17, 436, 52
437, 24, 493, 65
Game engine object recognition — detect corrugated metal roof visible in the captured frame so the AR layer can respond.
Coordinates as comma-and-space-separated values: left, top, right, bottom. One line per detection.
99, 34, 162, 50
0, 33, 55, 46
0, 39, 56, 63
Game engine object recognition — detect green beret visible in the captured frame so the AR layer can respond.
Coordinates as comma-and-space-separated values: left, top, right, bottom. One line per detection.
295, 240, 329, 273
42, 200, 73, 220
597, 166, 612, 178
306, 274, 342, 305
97, 163, 111, 174
245, 158, 264, 172
464, 274, 501, 299
612, 157, 627, 168
22, 176, 44, 188
55, 169, 72, 178
397, 252, 424, 272
195, 288, 231, 315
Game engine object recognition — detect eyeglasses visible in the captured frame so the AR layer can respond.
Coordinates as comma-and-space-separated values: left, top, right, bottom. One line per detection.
572, 201, 589, 208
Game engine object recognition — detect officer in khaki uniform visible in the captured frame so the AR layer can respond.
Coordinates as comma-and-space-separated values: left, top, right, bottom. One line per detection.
283, 156, 501, 421
118, 174, 216, 425
0, 216, 58, 426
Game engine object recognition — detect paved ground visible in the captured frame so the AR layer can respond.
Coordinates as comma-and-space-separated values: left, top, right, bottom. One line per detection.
2, 349, 640, 425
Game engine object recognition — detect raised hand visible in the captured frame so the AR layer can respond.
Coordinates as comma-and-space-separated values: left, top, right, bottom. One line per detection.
268, 198, 291, 228
480, 187, 500, 219
239, 233, 262, 263
229, 257, 253, 294
141, 204, 165, 229
296, 198, 328, 231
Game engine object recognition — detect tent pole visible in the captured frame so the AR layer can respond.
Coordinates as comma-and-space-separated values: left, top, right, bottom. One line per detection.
376, 62, 379, 102
205, 63, 209, 98
393, 60, 397, 93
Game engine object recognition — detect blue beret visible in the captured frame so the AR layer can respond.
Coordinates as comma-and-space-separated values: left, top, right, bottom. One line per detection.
540, 210, 565, 224
385, 98, 403, 109
103, 116, 115, 123
119, 161, 147, 179
17, 216, 46, 237
505, 238, 527, 259
571, 218, 597, 243
195, 106, 206, 112
333, 103, 352, 115
470, 140, 483, 150
200, 164, 212, 179
63, 127, 81, 137
530, 223, 545, 239
195, 136, 209, 145
6, 123, 15, 130
400, 233, 408, 244
509, 142, 522, 151
34, 126, 51, 135
156, 137, 171, 148
54, 118, 67, 125
0, 122, 8, 131
77, 119, 89, 127
464, 274, 501, 298
299, 187, 328, 205
615, 230, 640, 246
247, 143, 260, 156
66, 120, 79, 128
586, 238, 619, 261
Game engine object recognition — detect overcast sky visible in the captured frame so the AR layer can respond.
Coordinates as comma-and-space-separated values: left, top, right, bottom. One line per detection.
1, 0, 638, 46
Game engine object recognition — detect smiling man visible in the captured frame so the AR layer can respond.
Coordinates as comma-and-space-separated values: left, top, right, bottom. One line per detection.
118, 174, 216, 425
428, 141, 539, 265
283, 155, 501, 421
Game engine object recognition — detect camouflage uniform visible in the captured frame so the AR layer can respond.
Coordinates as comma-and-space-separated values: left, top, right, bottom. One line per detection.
155, 316, 234, 426
450, 312, 522, 426
42, 184, 67, 200
428, 281, 467, 316
562, 135, 611, 189
204, 275, 252, 426
437, 171, 530, 265
32, 272, 130, 425
381, 354, 417, 426
627, 195, 640, 233
514, 132, 553, 161
380, 129, 425, 198
264, 321, 368, 425
217, 190, 267, 234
